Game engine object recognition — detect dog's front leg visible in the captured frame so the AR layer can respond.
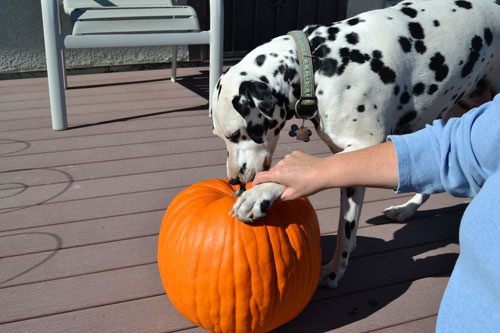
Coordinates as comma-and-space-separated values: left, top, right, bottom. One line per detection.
231, 182, 285, 223
321, 186, 366, 288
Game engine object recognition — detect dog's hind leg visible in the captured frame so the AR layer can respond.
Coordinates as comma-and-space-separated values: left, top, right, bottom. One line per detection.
320, 186, 366, 288
383, 193, 430, 222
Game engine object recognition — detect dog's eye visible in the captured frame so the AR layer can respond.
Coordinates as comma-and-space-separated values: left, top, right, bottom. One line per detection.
227, 130, 241, 143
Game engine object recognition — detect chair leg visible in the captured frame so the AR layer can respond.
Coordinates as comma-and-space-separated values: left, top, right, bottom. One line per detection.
58, 2, 68, 90
41, 0, 68, 130
208, 0, 224, 116
171, 45, 177, 82
61, 49, 68, 90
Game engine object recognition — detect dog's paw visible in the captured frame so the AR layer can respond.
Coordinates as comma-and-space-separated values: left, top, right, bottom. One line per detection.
319, 264, 345, 289
383, 204, 415, 221
384, 193, 429, 221
231, 183, 285, 223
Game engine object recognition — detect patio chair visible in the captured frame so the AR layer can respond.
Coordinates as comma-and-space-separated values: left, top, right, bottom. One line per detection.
41, 0, 224, 130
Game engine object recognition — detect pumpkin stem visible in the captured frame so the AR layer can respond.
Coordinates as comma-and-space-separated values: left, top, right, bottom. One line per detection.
232, 184, 246, 197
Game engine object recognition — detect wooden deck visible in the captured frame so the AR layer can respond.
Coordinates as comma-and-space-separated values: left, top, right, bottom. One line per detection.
0, 67, 470, 332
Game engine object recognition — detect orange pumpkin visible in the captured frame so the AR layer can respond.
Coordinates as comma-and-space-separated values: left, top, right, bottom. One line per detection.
157, 179, 321, 332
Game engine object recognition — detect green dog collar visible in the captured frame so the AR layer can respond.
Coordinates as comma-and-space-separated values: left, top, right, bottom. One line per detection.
287, 30, 318, 120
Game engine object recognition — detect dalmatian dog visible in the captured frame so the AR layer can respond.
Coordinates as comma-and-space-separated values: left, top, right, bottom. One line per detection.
211, 0, 500, 288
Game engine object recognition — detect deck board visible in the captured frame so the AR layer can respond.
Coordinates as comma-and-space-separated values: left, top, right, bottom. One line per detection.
0, 67, 468, 332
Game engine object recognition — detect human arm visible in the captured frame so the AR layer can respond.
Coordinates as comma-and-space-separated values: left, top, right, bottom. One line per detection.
253, 141, 399, 201
255, 94, 500, 201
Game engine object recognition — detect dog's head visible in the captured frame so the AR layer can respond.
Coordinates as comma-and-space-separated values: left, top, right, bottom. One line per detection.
211, 70, 291, 185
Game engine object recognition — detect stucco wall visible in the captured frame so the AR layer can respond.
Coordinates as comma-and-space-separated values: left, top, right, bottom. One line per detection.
0, 0, 189, 75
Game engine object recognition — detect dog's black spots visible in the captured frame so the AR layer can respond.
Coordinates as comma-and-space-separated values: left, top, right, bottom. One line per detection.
428, 84, 438, 95
400, 91, 410, 104
452, 93, 458, 101
304, 24, 320, 36
329, 272, 336, 281
484, 28, 493, 46
241, 135, 247, 140
273, 90, 290, 109
258, 100, 275, 117
357, 105, 365, 112
433, 20, 440, 27
347, 18, 360, 26
284, 67, 297, 82
401, 7, 417, 18
398, 37, 412, 53
270, 52, 278, 57
313, 44, 331, 59
455, 91, 466, 104
259, 200, 271, 214
387, 16, 393, 20
444, 89, 449, 95
260, 75, 269, 84
229, 177, 240, 185
292, 82, 301, 100
342, 251, 348, 258
437, 107, 449, 119
274, 128, 281, 136
228, 129, 241, 143
311, 36, 327, 53
346, 32, 359, 45
408, 22, 425, 39
256, 54, 266, 66
374, 104, 378, 109
470, 77, 489, 97
394, 85, 400, 96
395, 110, 417, 134
415, 40, 426, 54
347, 85, 351, 90
345, 220, 355, 240
246, 122, 265, 143
216, 81, 223, 100
353, 118, 357, 122
455, 1, 472, 9
318, 90, 324, 95
429, 52, 449, 81
232, 96, 251, 118
240, 71, 247, 76
235, 80, 277, 119
461, 35, 483, 78
314, 58, 338, 77
278, 64, 286, 75
269, 119, 278, 129
372, 50, 382, 59
239, 163, 247, 175
370, 58, 396, 84
279, 122, 285, 130
401, 2, 412, 6
351, 49, 370, 63
288, 49, 294, 55
327, 26, 340, 41
346, 187, 356, 197
413, 82, 425, 96
345, 221, 351, 239
283, 37, 290, 40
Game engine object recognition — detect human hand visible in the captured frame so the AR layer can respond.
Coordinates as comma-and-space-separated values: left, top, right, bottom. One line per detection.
253, 151, 328, 201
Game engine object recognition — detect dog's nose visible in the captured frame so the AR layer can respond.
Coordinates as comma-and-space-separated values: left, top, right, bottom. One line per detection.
229, 177, 241, 185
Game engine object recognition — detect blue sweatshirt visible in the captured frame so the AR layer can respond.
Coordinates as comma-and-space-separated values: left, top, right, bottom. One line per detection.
388, 94, 500, 332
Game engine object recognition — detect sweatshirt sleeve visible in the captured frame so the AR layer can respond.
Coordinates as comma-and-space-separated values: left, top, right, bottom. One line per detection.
387, 93, 500, 198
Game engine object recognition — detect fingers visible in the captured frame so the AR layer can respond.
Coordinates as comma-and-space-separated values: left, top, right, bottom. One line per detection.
252, 170, 274, 186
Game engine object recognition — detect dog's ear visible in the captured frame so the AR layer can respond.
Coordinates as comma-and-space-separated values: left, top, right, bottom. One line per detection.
232, 80, 277, 119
